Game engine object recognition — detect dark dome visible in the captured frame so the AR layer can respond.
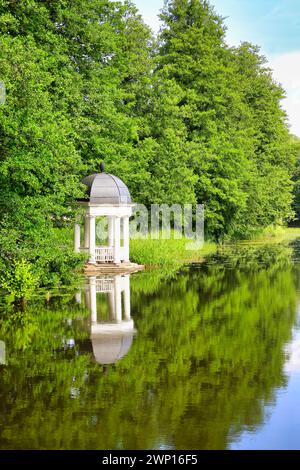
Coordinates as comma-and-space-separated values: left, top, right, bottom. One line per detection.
82, 172, 132, 204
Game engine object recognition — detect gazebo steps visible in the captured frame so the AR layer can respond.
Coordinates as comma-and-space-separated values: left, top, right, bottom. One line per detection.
84, 262, 144, 275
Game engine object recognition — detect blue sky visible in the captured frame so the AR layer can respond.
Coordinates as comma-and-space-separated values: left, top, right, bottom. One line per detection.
133, 0, 300, 136
210, 0, 300, 56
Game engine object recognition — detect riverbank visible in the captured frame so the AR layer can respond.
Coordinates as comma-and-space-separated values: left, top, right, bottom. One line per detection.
237, 227, 300, 245
130, 237, 217, 269
130, 227, 300, 270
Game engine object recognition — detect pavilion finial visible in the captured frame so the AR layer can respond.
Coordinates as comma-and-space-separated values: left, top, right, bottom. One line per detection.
100, 162, 105, 173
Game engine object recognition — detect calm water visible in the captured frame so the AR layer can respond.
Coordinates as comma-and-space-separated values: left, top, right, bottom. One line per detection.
1, 240, 300, 449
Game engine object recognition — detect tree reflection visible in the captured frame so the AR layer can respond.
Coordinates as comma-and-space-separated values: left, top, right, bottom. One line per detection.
0, 243, 298, 449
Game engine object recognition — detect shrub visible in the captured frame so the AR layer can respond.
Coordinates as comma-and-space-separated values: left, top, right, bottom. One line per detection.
0, 259, 38, 301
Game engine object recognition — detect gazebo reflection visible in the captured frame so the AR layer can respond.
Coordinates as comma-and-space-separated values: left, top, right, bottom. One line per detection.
0, 340, 5, 365
77, 274, 135, 365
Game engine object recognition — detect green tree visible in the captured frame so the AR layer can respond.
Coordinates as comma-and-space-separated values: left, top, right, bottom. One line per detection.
0, 0, 297, 291
290, 134, 300, 221
156, 0, 295, 239
0, 0, 152, 287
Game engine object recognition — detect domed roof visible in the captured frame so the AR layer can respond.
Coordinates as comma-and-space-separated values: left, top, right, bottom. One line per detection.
91, 333, 133, 365
82, 164, 132, 204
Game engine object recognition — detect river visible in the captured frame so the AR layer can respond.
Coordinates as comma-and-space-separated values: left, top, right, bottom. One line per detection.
1, 239, 300, 449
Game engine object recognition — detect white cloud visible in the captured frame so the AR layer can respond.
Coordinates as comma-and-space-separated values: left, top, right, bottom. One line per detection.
133, 1, 300, 137
134, 0, 161, 34
269, 51, 300, 137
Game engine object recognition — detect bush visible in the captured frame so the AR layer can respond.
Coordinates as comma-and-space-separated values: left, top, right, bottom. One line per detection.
0, 259, 37, 301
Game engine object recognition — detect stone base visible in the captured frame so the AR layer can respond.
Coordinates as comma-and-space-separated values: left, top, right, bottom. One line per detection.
84, 261, 144, 275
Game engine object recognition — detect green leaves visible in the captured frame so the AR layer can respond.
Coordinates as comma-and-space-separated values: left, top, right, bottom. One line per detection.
0, 259, 37, 300
0, 0, 297, 289
156, 1, 295, 240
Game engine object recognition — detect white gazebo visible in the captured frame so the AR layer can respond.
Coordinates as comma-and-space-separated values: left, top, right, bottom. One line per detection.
74, 163, 133, 265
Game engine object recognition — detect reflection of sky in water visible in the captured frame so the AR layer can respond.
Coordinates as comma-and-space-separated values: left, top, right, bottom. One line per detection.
231, 304, 300, 450
285, 311, 300, 374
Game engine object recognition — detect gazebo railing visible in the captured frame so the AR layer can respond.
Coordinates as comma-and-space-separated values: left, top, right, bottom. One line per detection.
79, 246, 115, 263
95, 277, 114, 292
95, 247, 114, 263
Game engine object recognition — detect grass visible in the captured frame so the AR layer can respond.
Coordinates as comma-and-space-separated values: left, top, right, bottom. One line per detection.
130, 234, 216, 269
236, 226, 300, 245
57, 224, 300, 272
130, 226, 300, 270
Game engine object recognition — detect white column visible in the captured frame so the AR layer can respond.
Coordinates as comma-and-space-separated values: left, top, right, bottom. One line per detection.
108, 216, 114, 247
90, 277, 97, 322
74, 223, 81, 253
0, 341, 5, 366
108, 290, 115, 321
114, 275, 122, 322
123, 275, 131, 320
89, 216, 96, 264
75, 292, 82, 304
84, 216, 89, 249
113, 216, 121, 264
123, 216, 130, 262
85, 289, 90, 310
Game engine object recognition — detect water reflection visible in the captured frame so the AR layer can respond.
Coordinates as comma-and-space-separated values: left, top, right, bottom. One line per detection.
231, 300, 300, 450
285, 307, 300, 374
0, 242, 299, 449
0, 340, 5, 365
78, 275, 135, 365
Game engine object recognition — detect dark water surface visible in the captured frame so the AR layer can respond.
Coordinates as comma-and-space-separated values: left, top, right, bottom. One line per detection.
1, 240, 300, 449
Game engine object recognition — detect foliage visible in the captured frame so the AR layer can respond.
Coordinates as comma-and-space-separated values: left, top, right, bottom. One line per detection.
0, 0, 297, 290
0, 0, 152, 290
0, 259, 37, 300
291, 135, 300, 221
156, 1, 295, 240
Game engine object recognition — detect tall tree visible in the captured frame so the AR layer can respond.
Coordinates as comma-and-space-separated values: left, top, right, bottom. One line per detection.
156, 0, 295, 239
0, 0, 154, 286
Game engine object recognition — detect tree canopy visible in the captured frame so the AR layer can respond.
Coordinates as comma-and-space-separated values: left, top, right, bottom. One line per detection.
0, 0, 298, 287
